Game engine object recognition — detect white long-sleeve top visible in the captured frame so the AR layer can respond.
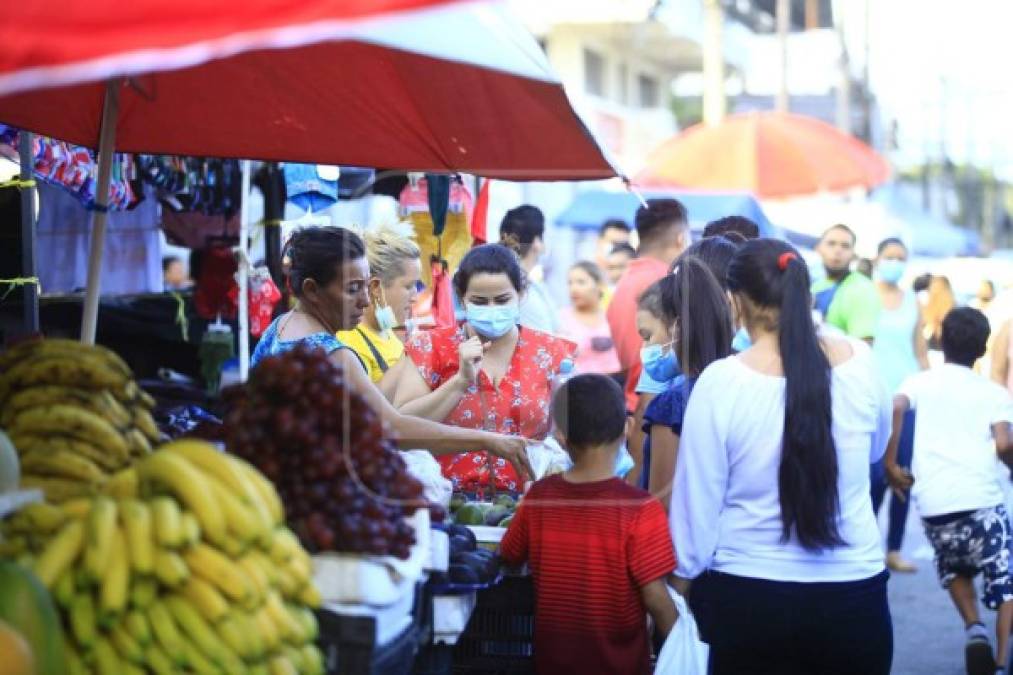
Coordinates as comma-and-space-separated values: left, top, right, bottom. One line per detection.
670, 340, 891, 582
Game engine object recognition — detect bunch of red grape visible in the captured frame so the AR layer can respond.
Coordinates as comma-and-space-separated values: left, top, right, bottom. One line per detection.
222, 345, 424, 559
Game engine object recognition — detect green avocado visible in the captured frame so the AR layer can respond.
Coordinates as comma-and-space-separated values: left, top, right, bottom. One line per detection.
484, 506, 510, 526
455, 503, 486, 526
492, 495, 516, 510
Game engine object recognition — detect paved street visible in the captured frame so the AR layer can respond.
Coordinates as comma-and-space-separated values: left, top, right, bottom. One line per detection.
886, 494, 1003, 674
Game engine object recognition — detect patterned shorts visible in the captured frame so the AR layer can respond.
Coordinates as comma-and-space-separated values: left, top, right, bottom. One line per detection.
923, 504, 1013, 610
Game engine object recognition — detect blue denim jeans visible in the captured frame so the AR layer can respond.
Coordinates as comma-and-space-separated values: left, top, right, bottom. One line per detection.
870, 409, 915, 552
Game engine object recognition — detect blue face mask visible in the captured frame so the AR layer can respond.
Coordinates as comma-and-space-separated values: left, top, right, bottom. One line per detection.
640, 342, 680, 382
731, 327, 752, 352
877, 258, 906, 285
614, 441, 635, 478
466, 303, 519, 339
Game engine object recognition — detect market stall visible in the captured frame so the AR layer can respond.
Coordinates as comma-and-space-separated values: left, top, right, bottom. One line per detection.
0, 0, 617, 349
0, 2, 619, 673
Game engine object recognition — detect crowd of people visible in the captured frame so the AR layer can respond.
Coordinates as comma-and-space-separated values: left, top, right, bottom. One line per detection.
248, 198, 1013, 675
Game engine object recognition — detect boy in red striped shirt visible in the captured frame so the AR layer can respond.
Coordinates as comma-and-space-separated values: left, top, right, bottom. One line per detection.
500, 373, 678, 674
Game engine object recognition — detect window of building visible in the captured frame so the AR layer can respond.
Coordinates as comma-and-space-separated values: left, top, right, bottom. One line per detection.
637, 74, 659, 108
584, 48, 606, 97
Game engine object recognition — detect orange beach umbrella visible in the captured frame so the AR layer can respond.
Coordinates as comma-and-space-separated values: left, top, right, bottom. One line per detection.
636, 111, 890, 198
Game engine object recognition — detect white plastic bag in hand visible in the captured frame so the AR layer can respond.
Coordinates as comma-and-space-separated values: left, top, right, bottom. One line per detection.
655, 586, 709, 675
525, 437, 573, 480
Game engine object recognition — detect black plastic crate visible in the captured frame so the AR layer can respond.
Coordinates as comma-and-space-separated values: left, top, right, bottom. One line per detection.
413, 644, 454, 675
316, 606, 420, 675
451, 576, 534, 675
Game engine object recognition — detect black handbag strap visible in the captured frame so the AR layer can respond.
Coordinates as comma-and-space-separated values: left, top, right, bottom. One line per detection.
356, 327, 389, 373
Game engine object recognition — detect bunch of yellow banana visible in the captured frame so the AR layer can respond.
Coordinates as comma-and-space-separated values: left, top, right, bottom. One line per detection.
0, 338, 162, 502
1, 440, 323, 674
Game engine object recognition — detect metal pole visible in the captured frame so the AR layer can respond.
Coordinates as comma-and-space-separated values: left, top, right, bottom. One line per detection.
262, 163, 284, 289
702, 0, 726, 126
861, 0, 872, 142
18, 132, 38, 334
238, 159, 252, 382
80, 79, 121, 345
776, 0, 790, 113
834, 3, 851, 133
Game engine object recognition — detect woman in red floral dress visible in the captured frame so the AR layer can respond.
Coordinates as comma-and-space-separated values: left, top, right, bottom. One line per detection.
385, 244, 576, 492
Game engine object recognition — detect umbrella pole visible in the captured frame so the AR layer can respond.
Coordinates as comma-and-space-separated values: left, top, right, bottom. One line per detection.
237, 159, 252, 381
18, 131, 38, 334
80, 79, 121, 345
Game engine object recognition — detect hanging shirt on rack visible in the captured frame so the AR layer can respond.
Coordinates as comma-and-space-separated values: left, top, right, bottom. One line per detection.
35, 182, 161, 294
283, 164, 338, 213
1, 126, 137, 211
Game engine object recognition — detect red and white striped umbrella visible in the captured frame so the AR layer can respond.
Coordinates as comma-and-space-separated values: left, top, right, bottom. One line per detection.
0, 0, 616, 343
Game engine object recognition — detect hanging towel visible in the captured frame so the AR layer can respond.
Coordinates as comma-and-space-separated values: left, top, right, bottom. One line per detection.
471, 178, 491, 246
425, 174, 451, 237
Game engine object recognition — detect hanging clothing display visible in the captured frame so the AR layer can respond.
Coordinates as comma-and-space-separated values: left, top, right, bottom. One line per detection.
34, 182, 161, 294
137, 155, 242, 217
399, 176, 473, 288
283, 163, 338, 212
193, 245, 239, 321
227, 268, 281, 337
336, 166, 375, 199
161, 210, 240, 249
471, 178, 491, 246
1, 125, 138, 210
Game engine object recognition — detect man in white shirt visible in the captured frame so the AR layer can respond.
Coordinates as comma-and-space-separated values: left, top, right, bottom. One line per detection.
887, 307, 1013, 675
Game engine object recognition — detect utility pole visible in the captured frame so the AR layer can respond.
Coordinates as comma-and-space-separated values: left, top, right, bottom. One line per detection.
834, 2, 851, 133
861, 0, 872, 142
938, 76, 948, 218
702, 0, 726, 126
775, 0, 790, 113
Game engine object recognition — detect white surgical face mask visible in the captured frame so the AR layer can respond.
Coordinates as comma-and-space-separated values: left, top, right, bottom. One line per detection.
373, 287, 396, 336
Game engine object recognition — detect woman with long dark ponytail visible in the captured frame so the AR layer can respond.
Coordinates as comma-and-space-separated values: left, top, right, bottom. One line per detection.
669, 239, 893, 674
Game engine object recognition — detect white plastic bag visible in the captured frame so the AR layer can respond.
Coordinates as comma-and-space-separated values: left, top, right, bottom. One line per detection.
655, 586, 709, 675
400, 450, 452, 508
525, 437, 572, 480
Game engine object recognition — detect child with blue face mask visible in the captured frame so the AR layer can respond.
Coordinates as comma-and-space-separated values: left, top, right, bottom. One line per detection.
642, 257, 733, 507
634, 283, 678, 395
625, 282, 675, 486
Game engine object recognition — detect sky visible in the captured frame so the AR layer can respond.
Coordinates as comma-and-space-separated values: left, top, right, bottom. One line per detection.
865, 0, 1013, 178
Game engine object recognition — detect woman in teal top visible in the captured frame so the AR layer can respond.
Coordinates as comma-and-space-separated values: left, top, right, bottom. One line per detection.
250, 226, 532, 479
870, 237, 929, 573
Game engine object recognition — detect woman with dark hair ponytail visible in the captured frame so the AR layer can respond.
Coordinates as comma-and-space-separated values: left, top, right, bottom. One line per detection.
670, 239, 894, 674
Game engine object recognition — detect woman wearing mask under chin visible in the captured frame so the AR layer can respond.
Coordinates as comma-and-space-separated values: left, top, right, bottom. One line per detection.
336, 222, 422, 399
870, 237, 929, 573
387, 244, 577, 493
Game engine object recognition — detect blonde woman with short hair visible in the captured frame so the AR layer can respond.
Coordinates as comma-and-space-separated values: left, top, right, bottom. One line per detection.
337, 221, 422, 397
